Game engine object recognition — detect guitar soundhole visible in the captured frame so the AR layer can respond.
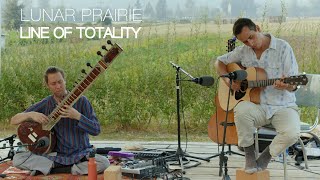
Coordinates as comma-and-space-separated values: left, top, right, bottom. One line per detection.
234, 80, 248, 100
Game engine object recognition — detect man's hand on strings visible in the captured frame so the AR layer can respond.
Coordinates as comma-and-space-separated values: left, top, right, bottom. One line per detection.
59, 105, 81, 120
28, 112, 49, 124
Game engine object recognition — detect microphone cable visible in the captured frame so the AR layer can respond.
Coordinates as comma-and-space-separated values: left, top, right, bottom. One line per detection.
7, 141, 44, 168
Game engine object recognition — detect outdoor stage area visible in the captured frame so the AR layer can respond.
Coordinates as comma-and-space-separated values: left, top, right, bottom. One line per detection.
1, 140, 320, 179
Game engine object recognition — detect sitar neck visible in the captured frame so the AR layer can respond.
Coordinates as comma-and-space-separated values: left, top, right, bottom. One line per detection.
43, 42, 123, 130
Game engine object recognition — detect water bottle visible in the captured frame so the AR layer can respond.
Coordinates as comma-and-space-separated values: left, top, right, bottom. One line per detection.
88, 150, 97, 180
278, 148, 289, 163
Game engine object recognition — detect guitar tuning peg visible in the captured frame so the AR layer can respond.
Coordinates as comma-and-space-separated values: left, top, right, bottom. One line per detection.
97, 51, 103, 57
101, 45, 108, 51
107, 40, 113, 46
81, 69, 87, 75
86, 62, 93, 68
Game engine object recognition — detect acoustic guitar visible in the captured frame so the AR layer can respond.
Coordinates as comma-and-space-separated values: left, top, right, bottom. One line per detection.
208, 38, 238, 145
17, 40, 123, 154
217, 63, 309, 111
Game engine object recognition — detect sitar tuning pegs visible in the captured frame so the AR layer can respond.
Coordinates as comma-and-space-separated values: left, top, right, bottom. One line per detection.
97, 51, 103, 57
81, 69, 87, 75
107, 40, 113, 46
86, 62, 93, 68
101, 45, 108, 51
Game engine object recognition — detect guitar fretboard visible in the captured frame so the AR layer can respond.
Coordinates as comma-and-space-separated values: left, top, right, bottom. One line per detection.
248, 78, 282, 88
247, 75, 308, 88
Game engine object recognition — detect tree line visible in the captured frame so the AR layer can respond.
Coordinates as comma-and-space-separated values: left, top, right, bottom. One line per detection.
3, 0, 320, 31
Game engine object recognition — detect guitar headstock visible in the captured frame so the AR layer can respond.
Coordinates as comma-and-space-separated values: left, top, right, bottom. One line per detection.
227, 37, 236, 52
285, 74, 309, 85
97, 40, 123, 64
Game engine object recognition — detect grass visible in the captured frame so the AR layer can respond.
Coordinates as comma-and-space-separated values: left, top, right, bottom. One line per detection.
1, 124, 212, 142
1, 17, 320, 141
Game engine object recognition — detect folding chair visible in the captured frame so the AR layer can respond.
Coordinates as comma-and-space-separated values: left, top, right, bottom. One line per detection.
254, 74, 320, 180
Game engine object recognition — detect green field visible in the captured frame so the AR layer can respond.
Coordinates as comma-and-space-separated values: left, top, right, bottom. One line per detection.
1, 18, 319, 139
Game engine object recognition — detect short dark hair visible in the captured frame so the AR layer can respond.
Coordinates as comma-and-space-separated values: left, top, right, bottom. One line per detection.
233, 18, 257, 36
44, 66, 65, 84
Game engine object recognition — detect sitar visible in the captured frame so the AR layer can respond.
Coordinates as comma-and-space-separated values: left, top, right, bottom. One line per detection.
17, 40, 123, 154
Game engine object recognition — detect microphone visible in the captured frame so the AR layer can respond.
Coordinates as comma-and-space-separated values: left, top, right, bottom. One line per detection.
192, 76, 214, 86
220, 70, 247, 81
36, 137, 49, 148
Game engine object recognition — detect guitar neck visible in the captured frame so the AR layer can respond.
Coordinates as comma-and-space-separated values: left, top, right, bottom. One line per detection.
247, 76, 305, 88
248, 78, 282, 88
43, 43, 123, 130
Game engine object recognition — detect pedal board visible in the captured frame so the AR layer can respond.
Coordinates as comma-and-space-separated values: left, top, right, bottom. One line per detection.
121, 158, 168, 178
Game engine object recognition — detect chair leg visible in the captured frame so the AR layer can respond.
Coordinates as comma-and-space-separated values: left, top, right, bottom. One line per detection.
255, 129, 259, 158
298, 137, 309, 169
284, 151, 287, 180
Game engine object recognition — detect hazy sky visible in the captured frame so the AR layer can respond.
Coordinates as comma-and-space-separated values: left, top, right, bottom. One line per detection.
26, 0, 222, 9
24, 0, 311, 9
14, 0, 320, 18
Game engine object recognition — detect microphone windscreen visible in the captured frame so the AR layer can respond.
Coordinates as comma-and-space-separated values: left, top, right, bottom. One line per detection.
234, 70, 247, 81
38, 137, 49, 147
199, 76, 214, 86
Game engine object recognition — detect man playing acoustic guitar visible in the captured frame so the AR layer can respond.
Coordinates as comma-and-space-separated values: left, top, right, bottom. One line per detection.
215, 18, 300, 174
10, 66, 109, 175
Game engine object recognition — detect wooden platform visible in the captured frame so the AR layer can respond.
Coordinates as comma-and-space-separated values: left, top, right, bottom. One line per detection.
93, 141, 320, 180
1, 140, 320, 179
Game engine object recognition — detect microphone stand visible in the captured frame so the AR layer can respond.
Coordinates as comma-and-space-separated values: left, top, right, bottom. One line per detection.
165, 62, 210, 179
0, 136, 34, 163
218, 79, 234, 180
0, 136, 16, 162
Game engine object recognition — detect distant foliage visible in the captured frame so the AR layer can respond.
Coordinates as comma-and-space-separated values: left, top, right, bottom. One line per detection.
175, 4, 183, 19
97, 18, 112, 26
38, 0, 50, 10
155, 0, 167, 20
134, 0, 142, 9
220, 0, 257, 17
144, 2, 155, 19
185, 0, 195, 17
2, 0, 24, 30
